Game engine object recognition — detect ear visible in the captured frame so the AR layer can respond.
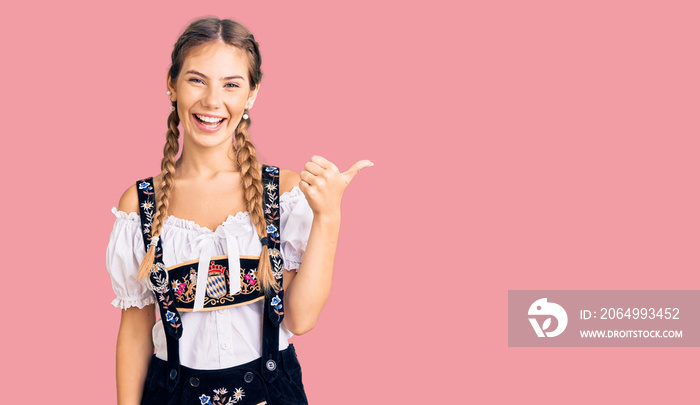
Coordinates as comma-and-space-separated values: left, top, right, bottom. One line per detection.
246, 82, 260, 109
166, 71, 176, 101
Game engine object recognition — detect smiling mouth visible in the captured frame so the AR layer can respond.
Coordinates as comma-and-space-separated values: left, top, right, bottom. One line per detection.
194, 114, 225, 127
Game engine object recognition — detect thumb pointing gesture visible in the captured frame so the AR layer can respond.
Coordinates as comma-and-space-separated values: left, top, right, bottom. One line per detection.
300, 156, 374, 216
342, 159, 374, 186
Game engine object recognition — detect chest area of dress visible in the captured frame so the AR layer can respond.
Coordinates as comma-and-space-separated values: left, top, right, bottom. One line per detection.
166, 254, 266, 311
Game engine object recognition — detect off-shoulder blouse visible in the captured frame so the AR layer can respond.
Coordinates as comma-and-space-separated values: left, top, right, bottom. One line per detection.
105, 186, 313, 370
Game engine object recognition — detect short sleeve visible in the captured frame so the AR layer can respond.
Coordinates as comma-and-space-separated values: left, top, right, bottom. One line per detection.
279, 187, 314, 271
105, 207, 156, 309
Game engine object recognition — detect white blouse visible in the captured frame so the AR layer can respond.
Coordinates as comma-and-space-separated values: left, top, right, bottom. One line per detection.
105, 186, 313, 370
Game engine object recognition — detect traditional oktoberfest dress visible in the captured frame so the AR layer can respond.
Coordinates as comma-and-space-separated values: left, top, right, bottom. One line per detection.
106, 165, 311, 405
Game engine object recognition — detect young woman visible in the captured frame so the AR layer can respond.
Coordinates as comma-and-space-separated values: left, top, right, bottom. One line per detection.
106, 17, 371, 404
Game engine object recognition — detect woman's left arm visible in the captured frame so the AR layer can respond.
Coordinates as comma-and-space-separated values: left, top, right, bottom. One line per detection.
281, 155, 372, 335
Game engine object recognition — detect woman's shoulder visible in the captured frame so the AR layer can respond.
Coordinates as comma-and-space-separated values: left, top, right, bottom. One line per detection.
278, 168, 300, 195
116, 172, 163, 215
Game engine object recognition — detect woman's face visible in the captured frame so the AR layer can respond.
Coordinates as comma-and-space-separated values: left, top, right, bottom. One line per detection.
167, 42, 258, 149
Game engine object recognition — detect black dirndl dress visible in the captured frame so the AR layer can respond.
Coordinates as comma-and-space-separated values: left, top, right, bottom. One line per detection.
135, 164, 309, 405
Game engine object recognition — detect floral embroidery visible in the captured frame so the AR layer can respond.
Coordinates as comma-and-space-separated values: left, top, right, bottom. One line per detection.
171, 268, 196, 303
137, 180, 158, 255
271, 295, 281, 309
264, 182, 277, 192
231, 388, 245, 402
238, 268, 261, 295
271, 293, 284, 321
139, 181, 153, 191
157, 293, 181, 332
265, 166, 279, 174
172, 280, 186, 297
136, 177, 181, 339
244, 270, 257, 286
205, 387, 245, 404
266, 224, 279, 238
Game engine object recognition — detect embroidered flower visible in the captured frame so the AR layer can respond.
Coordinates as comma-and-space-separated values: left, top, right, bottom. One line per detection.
266, 224, 279, 237
165, 311, 176, 322
265, 166, 279, 174
271, 295, 282, 310
139, 182, 153, 190
231, 388, 245, 402
171, 281, 185, 296
244, 272, 257, 286
199, 394, 211, 405
214, 388, 228, 395
265, 182, 277, 192
141, 201, 153, 209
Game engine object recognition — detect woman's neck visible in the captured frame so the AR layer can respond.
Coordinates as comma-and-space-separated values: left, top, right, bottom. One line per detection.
175, 138, 240, 180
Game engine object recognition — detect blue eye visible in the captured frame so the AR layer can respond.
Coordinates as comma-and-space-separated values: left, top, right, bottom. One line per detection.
225, 83, 240, 88
189, 78, 204, 84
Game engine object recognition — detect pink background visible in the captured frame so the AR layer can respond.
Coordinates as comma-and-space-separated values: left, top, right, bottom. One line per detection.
2, 0, 699, 402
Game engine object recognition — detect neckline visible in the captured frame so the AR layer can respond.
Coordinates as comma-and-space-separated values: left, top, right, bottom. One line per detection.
161, 186, 304, 233
165, 211, 251, 233
112, 185, 304, 233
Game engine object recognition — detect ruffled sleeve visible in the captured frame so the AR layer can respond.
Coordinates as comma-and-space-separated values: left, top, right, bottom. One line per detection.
105, 207, 156, 309
279, 186, 314, 271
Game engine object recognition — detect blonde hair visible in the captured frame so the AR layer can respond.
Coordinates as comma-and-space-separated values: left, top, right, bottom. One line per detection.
136, 17, 277, 296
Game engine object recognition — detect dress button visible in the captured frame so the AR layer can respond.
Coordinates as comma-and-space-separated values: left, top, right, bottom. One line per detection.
221, 342, 229, 350
244, 372, 254, 383
169, 369, 177, 380
266, 359, 277, 371
189, 377, 200, 387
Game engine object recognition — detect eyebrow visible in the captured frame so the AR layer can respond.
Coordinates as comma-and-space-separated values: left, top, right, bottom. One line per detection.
185, 70, 245, 81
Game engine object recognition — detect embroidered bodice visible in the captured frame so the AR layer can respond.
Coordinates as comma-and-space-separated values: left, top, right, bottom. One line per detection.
106, 181, 313, 369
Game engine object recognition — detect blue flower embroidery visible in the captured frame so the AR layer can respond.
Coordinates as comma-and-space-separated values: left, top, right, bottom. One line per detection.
165, 311, 176, 322
266, 224, 279, 237
265, 166, 279, 174
199, 394, 211, 405
139, 182, 153, 191
271, 295, 282, 310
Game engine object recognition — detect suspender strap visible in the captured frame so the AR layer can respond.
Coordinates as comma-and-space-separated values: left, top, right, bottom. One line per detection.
135, 178, 161, 256
260, 164, 285, 382
136, 177, 182, 392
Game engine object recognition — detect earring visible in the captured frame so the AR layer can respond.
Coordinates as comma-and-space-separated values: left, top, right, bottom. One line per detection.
170, 106, 175, 112
166, 91, 171, 95
242, 109, 249, 120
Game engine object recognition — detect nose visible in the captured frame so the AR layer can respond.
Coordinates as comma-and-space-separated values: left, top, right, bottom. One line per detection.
202, 85, 222, 109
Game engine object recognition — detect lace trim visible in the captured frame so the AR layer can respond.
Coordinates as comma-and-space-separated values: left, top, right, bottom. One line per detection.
279, 185, 304, 203
111, 294, 156, 310
165, 211, 250, 232
111, 206, 139, 221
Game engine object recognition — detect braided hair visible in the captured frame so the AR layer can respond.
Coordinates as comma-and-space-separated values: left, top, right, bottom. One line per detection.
136, 17, 277, 295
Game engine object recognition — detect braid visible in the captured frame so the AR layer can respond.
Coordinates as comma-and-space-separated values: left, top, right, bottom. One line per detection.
235, 115, 277, 296
137, 109, 180, 280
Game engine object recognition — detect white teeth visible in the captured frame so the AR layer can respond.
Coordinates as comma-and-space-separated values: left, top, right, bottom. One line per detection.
196, 114, 224, 124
